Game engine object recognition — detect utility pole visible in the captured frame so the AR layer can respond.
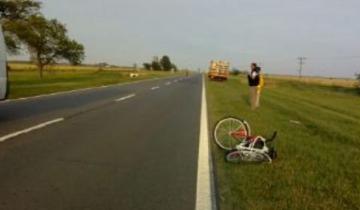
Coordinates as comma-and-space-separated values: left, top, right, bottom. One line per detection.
297, 57, 306, 78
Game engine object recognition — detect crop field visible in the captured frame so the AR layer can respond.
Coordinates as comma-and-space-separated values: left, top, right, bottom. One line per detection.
270, 74, 358, 88
7, 63, 179, 99
206, 75, 360, 210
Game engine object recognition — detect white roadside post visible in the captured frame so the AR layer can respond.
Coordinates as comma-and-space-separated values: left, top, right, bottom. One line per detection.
0, 25, 8, 100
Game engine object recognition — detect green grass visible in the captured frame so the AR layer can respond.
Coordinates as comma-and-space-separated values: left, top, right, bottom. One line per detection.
206, 76, 360, 210
8, 70, 179, 99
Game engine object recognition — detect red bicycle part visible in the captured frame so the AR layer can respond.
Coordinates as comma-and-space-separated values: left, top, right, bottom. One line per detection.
230, 128, 248, 139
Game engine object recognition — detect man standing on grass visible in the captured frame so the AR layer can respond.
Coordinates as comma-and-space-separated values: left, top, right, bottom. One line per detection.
247, 63, 263, 110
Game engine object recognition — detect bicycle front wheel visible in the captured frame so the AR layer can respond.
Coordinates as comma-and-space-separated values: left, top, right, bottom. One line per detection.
225, 150, 243, 163
214, 117, 250, 151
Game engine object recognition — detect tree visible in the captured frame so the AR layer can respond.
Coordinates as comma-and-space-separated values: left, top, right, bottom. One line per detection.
231, 70, 240, 76
231, 68, 241, 76
160, 55, 172, 71
16, 15, 84, 78
97, 62, 108, 71
171, 64, 178, 72
144, 55, 178, 71
143, 62, 151, 70
151, 60, 162, 71
0, 0, 40, 20
0, 0, 41, 53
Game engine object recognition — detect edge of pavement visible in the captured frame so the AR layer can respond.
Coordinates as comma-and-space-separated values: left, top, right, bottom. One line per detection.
195, 74, 217, 210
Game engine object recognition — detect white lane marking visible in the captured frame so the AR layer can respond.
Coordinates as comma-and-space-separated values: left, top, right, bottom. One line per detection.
165, 82, 171, 86
0, 118, 65, 142
115, 94, 136, 102
151, 86, 160, 90
174, 80, 178, 82
195, 76, 216, 210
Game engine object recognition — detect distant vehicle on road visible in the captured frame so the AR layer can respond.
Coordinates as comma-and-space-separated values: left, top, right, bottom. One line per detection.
0, 25, 8, 100
129, 72, 139, 78
208, 60, 229, 81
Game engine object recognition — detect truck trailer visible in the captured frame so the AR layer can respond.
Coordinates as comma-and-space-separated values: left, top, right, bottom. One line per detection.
208, 60, 229, 81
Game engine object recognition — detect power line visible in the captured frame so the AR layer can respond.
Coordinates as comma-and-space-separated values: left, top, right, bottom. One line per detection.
297, 57, 306, 78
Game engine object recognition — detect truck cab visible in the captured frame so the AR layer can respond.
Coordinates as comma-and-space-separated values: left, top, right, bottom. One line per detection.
0, 25, 8, 100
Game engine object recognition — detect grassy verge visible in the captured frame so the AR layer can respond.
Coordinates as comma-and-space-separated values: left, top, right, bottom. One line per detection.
8, 69, 180, 99
206, 75, 360, 210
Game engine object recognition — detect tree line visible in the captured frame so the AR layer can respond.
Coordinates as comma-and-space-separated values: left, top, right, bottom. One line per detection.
143, 55, 177, 71
0, 0, 85, 78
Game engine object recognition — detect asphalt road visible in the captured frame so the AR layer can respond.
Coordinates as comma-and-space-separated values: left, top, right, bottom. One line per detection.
0, 74, 203, 210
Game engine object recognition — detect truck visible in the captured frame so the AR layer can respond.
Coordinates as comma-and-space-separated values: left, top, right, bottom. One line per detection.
208, 60, 229, 81
0, 25, 8, 100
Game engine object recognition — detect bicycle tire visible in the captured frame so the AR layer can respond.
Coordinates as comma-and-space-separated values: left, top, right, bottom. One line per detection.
214, 117, 251, 151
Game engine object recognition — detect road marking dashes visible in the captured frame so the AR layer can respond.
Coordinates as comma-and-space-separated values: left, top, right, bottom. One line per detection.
115, 94, 136, 102
0, 118, 65, 143
2, 77, 166, 104
165, 82, 171, 85
151, 86, 160, 90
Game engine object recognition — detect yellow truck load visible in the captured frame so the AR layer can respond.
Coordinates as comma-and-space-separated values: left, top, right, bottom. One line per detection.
208, 60, 229, 81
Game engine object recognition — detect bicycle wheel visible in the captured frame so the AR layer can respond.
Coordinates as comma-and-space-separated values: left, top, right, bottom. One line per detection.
243, 150, 273, 163
214, 117, 250, 151
225, 150, 242, 163
226, 150, 271, 163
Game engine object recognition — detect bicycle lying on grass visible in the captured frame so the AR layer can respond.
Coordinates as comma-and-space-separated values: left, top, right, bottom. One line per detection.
214, 117, 278, 163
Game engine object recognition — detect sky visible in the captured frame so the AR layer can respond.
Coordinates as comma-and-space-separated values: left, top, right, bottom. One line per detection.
11, 0, 360, 78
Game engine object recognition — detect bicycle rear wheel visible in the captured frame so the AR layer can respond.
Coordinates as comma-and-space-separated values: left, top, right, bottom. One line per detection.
225, 150, 242, 163
214, 117, 250, 151
226, 150, 272, 163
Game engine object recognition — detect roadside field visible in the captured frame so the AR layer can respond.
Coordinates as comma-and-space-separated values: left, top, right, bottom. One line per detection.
8, 62, 135, 72
206, 75, 360, 210
8, 68, 179, 99
270, 74, 357, 88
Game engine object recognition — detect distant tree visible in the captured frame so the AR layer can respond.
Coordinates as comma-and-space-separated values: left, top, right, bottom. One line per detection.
356, 73, 360, 90
97, 62, 108, 70
15, 16, 84, 78
231, 70, 240, 76
151, 60, 162, 71
171, 64, 178, 72
160, 55, 172, 71
143, 62, 151, 70
239, 70, 248, 75
231, 68, 240, 76
98, 62, 108, 66
0, 0, 41, 53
